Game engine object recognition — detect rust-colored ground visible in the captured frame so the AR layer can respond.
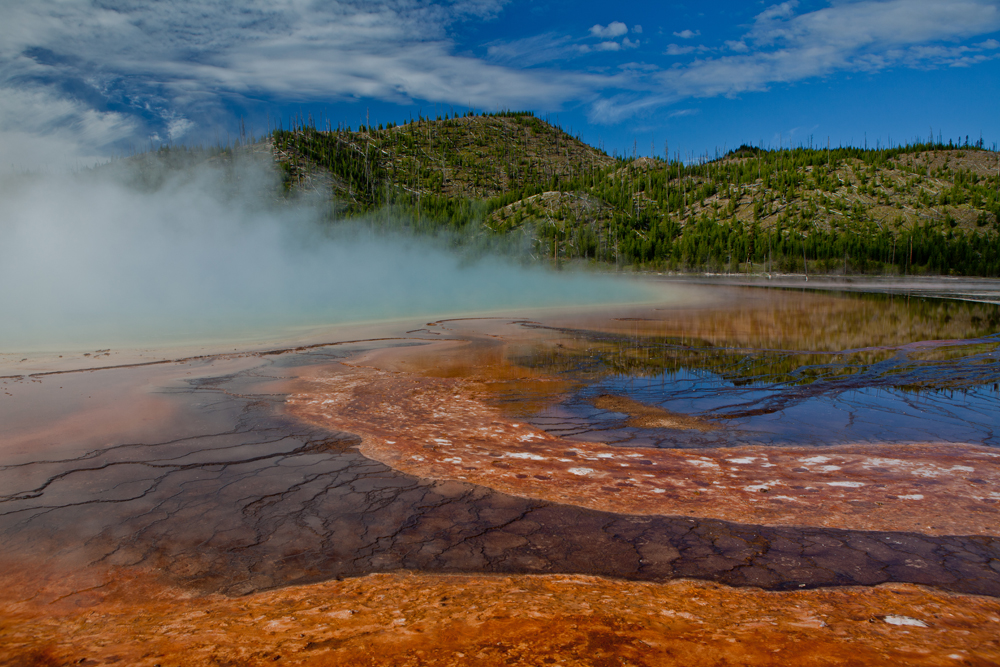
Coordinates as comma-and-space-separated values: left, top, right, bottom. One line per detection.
287, 355, 1000, 536
2, 567, 998, 667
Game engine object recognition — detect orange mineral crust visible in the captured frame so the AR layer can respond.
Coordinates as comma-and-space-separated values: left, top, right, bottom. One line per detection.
287, 360, 1000, 536
3, 570, 999, 667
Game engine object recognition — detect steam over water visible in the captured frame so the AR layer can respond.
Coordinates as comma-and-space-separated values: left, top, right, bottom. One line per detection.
0, 157, 653, 351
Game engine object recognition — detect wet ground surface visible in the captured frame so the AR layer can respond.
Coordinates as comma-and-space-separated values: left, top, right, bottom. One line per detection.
2, 282, 1000, 665
4, 350, 999, 599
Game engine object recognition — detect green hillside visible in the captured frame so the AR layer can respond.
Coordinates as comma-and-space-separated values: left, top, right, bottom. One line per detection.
273, 112, 1000, 276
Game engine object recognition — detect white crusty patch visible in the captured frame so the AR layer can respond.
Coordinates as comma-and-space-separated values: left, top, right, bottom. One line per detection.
884, 615, 927, 627
864, 458, 976, 478
568, 467, 596, 476
863, 457, 905, 468
505, 452, 545, 461
827, 481, 865, 488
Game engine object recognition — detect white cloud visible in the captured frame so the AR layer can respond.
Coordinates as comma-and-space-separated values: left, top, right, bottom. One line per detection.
673, 29, 701, 39
665, 44, 695, 55
595, 41, 622, 52
590, 22, 629, 38
622, 37, 640, 49
166, 117, 194, 141
756, 1, 799, 23
634, 25, 643, 34
0, 86, 137, 170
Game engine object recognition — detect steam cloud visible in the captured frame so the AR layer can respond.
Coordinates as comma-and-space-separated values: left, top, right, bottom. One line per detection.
0, 156, 652, 351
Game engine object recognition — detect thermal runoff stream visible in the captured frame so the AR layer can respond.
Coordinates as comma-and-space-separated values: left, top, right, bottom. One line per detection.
2, 280, 1000, 666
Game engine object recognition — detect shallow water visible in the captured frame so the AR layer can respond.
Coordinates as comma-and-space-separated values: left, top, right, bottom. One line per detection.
509, 288, 1000, 449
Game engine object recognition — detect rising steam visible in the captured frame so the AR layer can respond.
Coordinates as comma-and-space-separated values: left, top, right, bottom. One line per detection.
0, 152, 653, 351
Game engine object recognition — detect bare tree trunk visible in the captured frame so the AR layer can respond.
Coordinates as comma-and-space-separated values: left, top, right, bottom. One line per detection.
803, 239, 808, 281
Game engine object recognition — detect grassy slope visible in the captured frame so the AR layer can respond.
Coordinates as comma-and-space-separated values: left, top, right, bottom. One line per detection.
272, 113, 1000, 275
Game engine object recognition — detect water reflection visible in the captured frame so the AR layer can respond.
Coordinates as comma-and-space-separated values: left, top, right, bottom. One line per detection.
502, 289, 1000, 448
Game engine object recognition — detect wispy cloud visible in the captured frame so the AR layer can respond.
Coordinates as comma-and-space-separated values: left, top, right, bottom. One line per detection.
0, 0, 594, 167
486, 33, 579, 66
595, 0, 1000, 121
3, 0, 999, 159
503, 20, 642, 58
659, 0, 1000, 97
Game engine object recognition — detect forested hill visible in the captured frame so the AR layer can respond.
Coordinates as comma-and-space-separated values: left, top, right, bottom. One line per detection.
272, 111, 1000, 276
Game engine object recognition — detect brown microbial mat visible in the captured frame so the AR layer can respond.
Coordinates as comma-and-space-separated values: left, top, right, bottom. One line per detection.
2, 283, 1000, 665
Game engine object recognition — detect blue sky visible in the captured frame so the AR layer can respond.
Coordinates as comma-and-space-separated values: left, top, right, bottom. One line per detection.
3, 0, 1000, 170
